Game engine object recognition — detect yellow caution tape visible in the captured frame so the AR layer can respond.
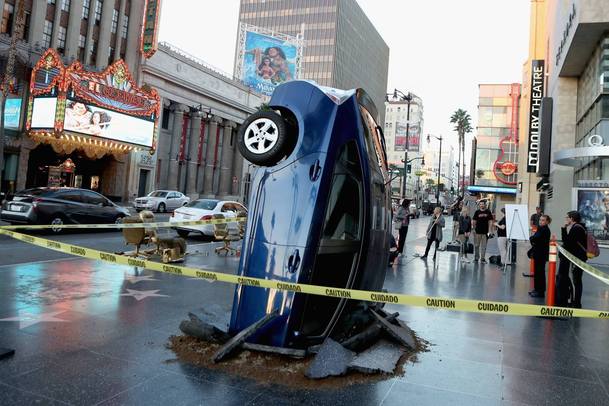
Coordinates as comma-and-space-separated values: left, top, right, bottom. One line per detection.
0, 217, 247, 230
557, 246, 609, 285
1, 228, 608, 319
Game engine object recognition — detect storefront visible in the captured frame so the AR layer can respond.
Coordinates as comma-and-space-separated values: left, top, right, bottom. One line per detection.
23, 49, 159, 201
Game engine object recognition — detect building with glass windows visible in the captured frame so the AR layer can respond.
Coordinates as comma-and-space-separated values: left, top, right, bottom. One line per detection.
470, 83, 521, 207
237, 0, 389, 123
530, 0, 609, 248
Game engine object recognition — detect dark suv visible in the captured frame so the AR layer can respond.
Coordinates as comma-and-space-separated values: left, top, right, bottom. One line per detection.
229, 81, 392, 348
1, 187, 130, 232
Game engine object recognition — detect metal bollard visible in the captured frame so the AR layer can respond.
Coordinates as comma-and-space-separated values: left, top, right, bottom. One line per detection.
546, 240, 557, 306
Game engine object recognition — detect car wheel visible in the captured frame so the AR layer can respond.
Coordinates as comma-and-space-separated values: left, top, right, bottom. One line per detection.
177, 229, 190, 238
237, 110, 291, 166
50, 216, 64, 233
114, 216, 125, 228
158, 203, 166, 213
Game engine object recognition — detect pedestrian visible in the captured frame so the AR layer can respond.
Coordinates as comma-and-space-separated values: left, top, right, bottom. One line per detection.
451, 201, 463, 242
472, 200, 493, 263
457, 206, 471, 262
528, 214, 552, 298
556, 211, 588, 308
394, 199, 411, 255
388, 234, 399, 266
495, 208, 510, 266
420, 206, 445, 261
530, 206, 543, 232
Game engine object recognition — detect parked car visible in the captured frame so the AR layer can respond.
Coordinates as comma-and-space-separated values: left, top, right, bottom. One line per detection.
0, 187, 130, 232
229, 80, 392, 349
169, 199, 247, 238
409, 203, 421, 219
134, 190, 190, 213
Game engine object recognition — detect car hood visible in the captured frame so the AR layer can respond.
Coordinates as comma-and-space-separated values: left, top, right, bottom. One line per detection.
138, 197, 163, 202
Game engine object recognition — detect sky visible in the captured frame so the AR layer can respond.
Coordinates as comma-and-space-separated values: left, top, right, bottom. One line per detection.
159, 0, 531, 153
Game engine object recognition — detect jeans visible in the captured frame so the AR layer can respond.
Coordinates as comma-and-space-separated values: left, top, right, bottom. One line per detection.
533, 257, 546, 293
398, 226, 409, 254
452, 221, 459, 242
474, 233, 488, 260
457, 234, 469, 258
497, 236, 510, 264
424, 238, 440, 259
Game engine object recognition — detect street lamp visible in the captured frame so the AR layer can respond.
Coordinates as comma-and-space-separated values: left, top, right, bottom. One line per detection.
427, 134, 443, 205
386, 89, 413, 199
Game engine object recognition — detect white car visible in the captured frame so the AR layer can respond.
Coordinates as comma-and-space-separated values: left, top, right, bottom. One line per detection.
170, 199, 247, 238
134, 190, 190, 213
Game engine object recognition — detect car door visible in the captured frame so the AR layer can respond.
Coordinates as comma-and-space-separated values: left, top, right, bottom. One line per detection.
178, 193, 188, 207
81, 190, 116, 223
166, 192, 179, 210
55, 190, 89, 224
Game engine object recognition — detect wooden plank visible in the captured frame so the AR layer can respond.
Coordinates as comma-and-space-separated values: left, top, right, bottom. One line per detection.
241, 342, 306, 358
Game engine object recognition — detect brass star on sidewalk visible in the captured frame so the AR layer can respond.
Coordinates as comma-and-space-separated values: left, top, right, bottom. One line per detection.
0, 310, 69, 329
120, 289, 169, 301
125, 275, 159, 284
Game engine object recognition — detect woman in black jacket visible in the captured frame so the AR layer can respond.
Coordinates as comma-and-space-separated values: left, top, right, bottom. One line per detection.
528, 215, 552, 298
557, 211, 588, 308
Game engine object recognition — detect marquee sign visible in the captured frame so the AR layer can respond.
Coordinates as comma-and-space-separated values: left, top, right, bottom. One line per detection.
141, 0, 162, 59
527, 60, 545, 173
26, 49, 160, 157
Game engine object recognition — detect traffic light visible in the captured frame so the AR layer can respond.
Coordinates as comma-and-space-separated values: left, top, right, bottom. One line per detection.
407, 164, 412, 174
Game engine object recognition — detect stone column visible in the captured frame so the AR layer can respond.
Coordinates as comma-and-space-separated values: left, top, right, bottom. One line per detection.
50, 1, 63, 48
167, 103, 187, 190
218, 121, 237, 197
231, 130, 245, 196
202, 116, 222, 197
29, 1, 45, 49
186, 112, 202, 196
196, 118, 210, 194
84, 0, 96, 65
65, 0, 84, 60
96, 0, 115, 67
114, 0, 128, 60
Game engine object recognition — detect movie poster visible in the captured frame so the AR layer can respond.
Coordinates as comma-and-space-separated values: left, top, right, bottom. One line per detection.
576, 189, 609, 245
240, 30, 299, 96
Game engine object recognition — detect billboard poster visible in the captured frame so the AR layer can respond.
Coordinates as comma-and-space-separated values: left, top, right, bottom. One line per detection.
236, 24, 302, 96
4, 98, 21, 129
395, 122, 420, 152
64, 99, 155, 148
575, 188, 609, 246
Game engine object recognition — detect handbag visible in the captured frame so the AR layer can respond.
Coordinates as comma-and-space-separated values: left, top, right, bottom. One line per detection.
393, 221, 401, 231
527, 247, 534, 259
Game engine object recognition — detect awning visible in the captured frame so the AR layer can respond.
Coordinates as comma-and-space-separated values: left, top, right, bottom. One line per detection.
553, 146, 609, 167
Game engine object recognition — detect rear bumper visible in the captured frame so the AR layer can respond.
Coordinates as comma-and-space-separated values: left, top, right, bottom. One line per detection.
0, 210, 36, 224
170, 224, 214, 236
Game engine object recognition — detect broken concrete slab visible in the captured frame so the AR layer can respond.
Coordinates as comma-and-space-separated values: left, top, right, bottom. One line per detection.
179, 312, 231, 343
370, 309, 416, 350
341, 312, 399, 352
212, 309, 279, 363
242, 343, 306, 358
305, 338, 355, 379
348, 339, 404, 374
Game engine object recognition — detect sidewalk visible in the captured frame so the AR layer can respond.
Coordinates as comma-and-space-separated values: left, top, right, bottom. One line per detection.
0, 221, 608, 405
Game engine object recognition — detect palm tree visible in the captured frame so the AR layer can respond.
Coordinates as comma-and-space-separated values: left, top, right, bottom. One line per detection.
450, 109, 473, 197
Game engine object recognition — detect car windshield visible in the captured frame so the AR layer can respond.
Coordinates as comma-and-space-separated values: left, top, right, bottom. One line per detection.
148, 191, 168, 198
187, 199, 219, 210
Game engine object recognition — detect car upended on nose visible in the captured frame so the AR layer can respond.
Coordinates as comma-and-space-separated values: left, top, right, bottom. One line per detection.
230, 80, 392, 349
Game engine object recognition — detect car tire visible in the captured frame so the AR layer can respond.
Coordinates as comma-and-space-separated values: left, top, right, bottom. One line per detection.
237, 110, 292, 166
49, 215, 65, 233
158, 203, 166, 213
177, 229, 190, 238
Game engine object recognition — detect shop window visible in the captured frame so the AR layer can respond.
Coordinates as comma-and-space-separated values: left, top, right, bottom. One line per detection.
61, 0, 71, 12
1, 3, 14, 34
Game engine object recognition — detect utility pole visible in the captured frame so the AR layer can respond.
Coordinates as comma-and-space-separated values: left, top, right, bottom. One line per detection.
0, 0, 26, 196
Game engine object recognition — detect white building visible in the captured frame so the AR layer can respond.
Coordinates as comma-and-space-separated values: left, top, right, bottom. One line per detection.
423, 145, 456, 193
384, 95, 424, 198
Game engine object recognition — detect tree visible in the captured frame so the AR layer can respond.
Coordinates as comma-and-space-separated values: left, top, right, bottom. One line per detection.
450, 109, 473, 196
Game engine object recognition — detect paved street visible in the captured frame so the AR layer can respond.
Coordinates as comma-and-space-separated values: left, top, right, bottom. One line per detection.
1, 217, 609, 405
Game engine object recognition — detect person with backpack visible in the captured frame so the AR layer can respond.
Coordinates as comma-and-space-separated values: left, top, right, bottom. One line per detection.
556, 211, 588, 308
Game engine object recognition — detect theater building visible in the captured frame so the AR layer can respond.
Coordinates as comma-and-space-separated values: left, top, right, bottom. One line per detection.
139, 42, 263, 202
22, 48, 159, 200
523, 0, 609, 249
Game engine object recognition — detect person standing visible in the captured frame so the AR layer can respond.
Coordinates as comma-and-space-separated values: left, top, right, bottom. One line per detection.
395, 199, 411, 255
528, 215, 552, 297
556, 211, 588, 308
457, 207, 472, 262
451, 201, 463, 242
421, 207, 445, 261
472, 201, 493, 263
495, 208, 510, 266
530, 206, 543, 232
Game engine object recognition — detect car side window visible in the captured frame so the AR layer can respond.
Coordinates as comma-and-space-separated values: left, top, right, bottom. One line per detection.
322, 141, 362, 241
221, 203, 234, 213
58, 191, 83, 203
359, 106, 389, 181
235, 204, 247, 214
81, 191, 105, 205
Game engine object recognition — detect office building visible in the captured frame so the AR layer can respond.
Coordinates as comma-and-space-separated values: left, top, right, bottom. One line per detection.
237, 0, 389, 123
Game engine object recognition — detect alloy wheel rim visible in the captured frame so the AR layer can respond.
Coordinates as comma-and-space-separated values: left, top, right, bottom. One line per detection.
244, 118, 279, 155
51, 218, 63, 232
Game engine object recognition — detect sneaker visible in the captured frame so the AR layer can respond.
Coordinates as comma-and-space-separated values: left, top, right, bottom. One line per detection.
480, 259, 487, 264
420, 255, 427, 260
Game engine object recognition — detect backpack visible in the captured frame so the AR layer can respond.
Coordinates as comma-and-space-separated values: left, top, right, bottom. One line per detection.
587, 232, 600, 259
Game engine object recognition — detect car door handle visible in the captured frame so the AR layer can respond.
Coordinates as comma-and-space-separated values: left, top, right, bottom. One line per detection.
287, 249, 301, 273
309, 160, 322, 181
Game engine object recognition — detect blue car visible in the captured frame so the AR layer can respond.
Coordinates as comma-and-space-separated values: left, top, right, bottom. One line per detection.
230, 81, 392, 348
